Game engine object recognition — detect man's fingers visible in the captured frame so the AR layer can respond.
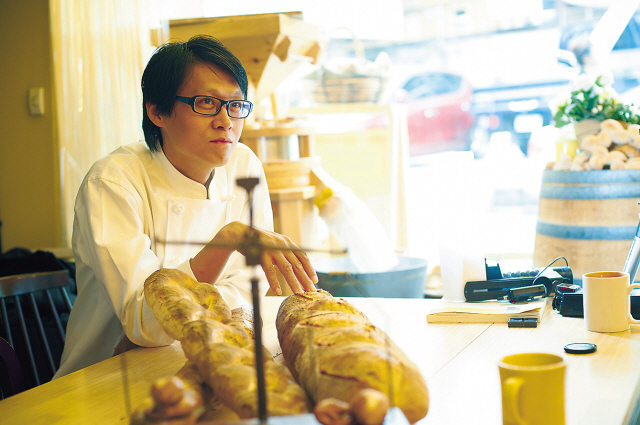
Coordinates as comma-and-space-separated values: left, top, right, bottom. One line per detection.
270, 252, 304, 294
261, 253, 306, 295
261, 260, 282, 295
252, 229, 318, 294
273, 235, 318, 289
295, 250, 318, 285
283, 251, 316, 293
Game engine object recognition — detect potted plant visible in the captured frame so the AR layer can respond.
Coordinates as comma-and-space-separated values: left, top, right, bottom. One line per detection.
548, 72, 640, 171
550, 72, 640, 131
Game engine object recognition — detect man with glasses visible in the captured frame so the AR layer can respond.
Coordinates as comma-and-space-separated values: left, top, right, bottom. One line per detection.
55, 35, 318, 377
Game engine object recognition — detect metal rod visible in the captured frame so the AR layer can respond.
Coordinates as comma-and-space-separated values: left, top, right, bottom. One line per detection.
28, 293, 56, 376
240, 177, 268, 423
60, 287, 73, 312
251, 274, 268, 423
1, 298, 12, 347
624, 216, 640, 283
158, 239, 347, 256
44, 289, 66, 344
15, 295, 39, 386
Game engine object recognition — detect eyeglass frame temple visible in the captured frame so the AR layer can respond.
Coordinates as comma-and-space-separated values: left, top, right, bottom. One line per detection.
175, 95, 253, 118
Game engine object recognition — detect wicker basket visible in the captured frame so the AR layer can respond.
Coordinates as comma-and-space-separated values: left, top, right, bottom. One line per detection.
308, 76, 385, 103
302, 29, 388, 104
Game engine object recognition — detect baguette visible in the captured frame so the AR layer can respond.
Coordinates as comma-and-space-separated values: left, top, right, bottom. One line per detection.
141, 268, 311, 421
130, 361, 208, 425
276, 290, 429, 424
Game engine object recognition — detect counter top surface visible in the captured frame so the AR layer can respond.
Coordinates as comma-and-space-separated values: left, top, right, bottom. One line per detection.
1, 296, 638, 425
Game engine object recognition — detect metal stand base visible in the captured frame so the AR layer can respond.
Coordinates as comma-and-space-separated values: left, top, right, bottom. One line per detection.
198, 407, 410, 425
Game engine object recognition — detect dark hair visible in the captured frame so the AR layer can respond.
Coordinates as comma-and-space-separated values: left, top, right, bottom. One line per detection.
141, 35, 249, 152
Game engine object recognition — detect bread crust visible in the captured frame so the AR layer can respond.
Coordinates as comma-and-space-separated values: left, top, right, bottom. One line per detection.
276, 290, 429, 423
142, 268, 311, 420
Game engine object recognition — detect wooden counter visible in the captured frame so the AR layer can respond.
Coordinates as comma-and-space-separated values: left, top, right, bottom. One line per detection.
1, 297, 639, 425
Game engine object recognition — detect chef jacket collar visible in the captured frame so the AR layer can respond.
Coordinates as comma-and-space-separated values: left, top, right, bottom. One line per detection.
154, 147, 226, 200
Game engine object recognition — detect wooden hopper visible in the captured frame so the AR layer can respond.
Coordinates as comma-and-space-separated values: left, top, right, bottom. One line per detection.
169, 12, 320, 103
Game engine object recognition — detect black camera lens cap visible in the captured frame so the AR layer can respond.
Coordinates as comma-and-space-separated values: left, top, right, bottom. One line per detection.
564, 343, 597, 354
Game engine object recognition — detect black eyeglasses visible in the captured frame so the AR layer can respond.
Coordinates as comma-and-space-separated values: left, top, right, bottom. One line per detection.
175, 95, 253, 119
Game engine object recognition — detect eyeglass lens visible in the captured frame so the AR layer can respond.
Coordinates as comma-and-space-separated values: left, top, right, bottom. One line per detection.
193, 96, 251, 118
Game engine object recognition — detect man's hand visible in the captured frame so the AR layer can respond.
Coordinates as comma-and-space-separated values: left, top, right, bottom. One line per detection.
193, 221, 318, 295
253, 226, 318, 295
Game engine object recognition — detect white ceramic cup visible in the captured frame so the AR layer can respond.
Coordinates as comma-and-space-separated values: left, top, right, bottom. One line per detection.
582, 271, 640, 333
440, 243, 485, 301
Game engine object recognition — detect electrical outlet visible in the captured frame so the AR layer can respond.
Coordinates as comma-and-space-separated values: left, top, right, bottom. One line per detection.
29, 87, 45, 115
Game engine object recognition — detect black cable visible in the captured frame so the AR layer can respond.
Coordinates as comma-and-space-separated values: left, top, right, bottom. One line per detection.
532, 256, 569, 295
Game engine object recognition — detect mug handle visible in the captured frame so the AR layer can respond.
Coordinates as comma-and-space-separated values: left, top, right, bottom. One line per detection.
503, 377, 527, 425
628, 284, 640, 326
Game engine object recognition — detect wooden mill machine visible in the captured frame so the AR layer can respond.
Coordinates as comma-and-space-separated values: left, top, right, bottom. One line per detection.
169, 13, 324, 249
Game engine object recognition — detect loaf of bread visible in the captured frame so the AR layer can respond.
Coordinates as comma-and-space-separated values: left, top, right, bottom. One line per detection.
276, 290, 429, 424
141, 268, 311, 421
131, 361, 208, 425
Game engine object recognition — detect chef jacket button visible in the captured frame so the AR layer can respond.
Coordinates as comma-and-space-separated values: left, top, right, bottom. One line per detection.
174, 204, 185, 214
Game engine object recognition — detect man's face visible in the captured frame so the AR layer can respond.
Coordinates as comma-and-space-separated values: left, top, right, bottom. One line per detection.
151, 62, 245, 185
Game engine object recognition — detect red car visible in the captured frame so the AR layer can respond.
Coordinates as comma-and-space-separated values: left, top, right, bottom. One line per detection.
388, 71, 475, 156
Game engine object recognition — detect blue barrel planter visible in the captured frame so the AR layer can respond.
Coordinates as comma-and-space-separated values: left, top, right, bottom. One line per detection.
533, 169, 640, 281
314, 256, 428, 298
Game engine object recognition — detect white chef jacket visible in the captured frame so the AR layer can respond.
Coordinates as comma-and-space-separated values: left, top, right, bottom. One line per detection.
54, 141, 272, 378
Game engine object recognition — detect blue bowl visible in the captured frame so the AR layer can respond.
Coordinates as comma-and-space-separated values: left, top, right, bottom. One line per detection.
314, 256, 428, 298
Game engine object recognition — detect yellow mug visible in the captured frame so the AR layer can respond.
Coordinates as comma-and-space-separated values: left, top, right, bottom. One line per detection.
499, 353, 566, 425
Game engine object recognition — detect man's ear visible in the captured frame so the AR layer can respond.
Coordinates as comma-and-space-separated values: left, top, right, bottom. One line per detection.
146, 103, 165, 128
